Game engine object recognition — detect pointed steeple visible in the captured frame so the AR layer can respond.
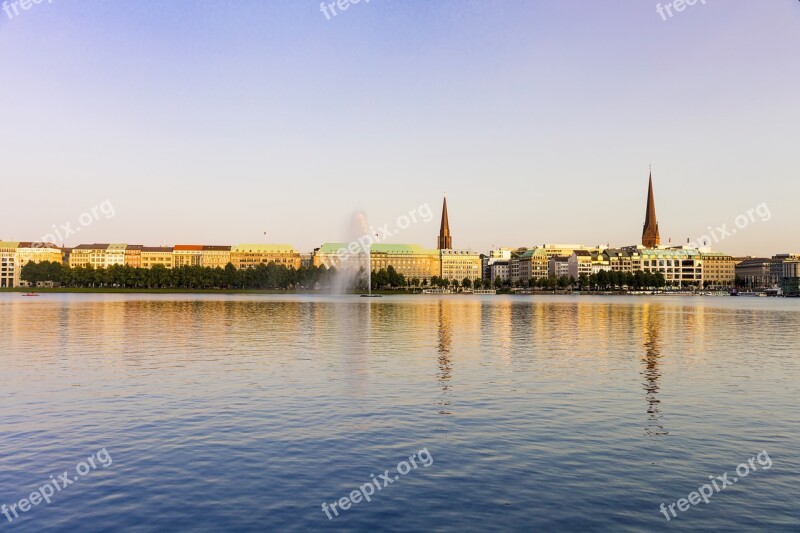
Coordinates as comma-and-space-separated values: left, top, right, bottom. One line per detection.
437, 194, 452, 250
642, 171, 661, 248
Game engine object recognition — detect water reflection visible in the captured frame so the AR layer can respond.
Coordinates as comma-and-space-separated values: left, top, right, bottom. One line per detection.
641, 303, 667, 437
436, 301, 453, 414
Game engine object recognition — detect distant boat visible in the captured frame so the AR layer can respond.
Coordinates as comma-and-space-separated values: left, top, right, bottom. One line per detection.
22, 292, 39, 297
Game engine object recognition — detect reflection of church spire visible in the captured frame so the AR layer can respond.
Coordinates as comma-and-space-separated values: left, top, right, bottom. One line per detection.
642, 304, 667, 437
435, 302, 452, 414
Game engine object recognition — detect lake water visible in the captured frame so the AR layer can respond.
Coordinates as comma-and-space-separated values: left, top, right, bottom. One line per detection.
1, 294, 798, 531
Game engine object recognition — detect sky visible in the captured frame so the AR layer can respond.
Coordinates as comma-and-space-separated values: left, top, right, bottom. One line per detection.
0, 0, 798, 256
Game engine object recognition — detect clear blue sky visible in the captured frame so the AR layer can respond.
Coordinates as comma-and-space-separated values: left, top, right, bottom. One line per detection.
1, 0, 798, 256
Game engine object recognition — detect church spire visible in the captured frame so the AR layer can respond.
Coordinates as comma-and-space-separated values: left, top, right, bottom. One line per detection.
642, 171, 661, 248
437, 194, 452, 249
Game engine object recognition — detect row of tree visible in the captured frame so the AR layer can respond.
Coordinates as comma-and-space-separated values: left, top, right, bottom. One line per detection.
21, 261, 338, 290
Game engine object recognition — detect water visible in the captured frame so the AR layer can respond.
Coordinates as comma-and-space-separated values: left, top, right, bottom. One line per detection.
1, 294, 798, 532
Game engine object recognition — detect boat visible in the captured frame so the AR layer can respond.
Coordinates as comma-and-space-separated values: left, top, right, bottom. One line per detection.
22, 292, 39, 297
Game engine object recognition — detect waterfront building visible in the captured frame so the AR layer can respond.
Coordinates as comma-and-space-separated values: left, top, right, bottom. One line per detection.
141, 247, 175, 269
519, 247, 549, 282
603, 249, 633, 272
372, 244, 441, 282
173, 245, 203, 267
548, 256, 570, 278
231, 244, 302, 270
489, 260, 510, 283
630, 247, 702, 288
15, 242, 63, 267
106, 244, 127, 267
734, 257, 775, 288
200, 246, 232, 269
69, 244, 110, 268
0, 241, 19, 288
539, 244, 600, 259
780, 260, 800, 296
700, 251, 736, 289
590, 252, 611, 274
124, 245, 144, 268
642, 172, 661, 248
568, 250, 593, 279
441, 249, 482, 283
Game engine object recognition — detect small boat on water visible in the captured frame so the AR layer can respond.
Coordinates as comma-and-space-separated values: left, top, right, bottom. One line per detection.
22, 292, 39, 297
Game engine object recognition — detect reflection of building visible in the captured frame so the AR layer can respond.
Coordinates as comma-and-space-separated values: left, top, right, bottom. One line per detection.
436, 301, 453, 415
641, 304, 667, 437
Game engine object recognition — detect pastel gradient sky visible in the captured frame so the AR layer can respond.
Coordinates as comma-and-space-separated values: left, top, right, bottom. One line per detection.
1, 0, 798, 256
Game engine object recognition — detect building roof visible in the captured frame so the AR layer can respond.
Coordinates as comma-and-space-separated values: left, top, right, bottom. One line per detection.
74, 243, 111, 250
107, 244, 127, 251
231, 244, 298, 253
174, 244, 203, 251
372, 243, 439, 255
142, 247, 174, 253
203, 245, 232, 251
573, 250, 592, 257
17, 242, 61, 250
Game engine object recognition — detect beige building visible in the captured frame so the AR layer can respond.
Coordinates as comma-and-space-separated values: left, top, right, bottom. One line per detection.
700, 251, 736, 288
173, 245, 203, 267
105, 244, 127, 267
141, 247, 174, 269
0, 241, 19, 288
440, 249, 482, 283
69, 244, 110, 269
568, 250, 593, 279
201, 246, 232, 269
231, 244, 302, 270
0, 242, 62, 287
373, 244, 441, 281
519, 247, 549, 282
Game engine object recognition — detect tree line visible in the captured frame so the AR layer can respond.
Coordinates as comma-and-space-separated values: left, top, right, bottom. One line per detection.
21, 261, 338, 290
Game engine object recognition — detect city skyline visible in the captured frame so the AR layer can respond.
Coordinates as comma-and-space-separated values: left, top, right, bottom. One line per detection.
1, 2, 798, 256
